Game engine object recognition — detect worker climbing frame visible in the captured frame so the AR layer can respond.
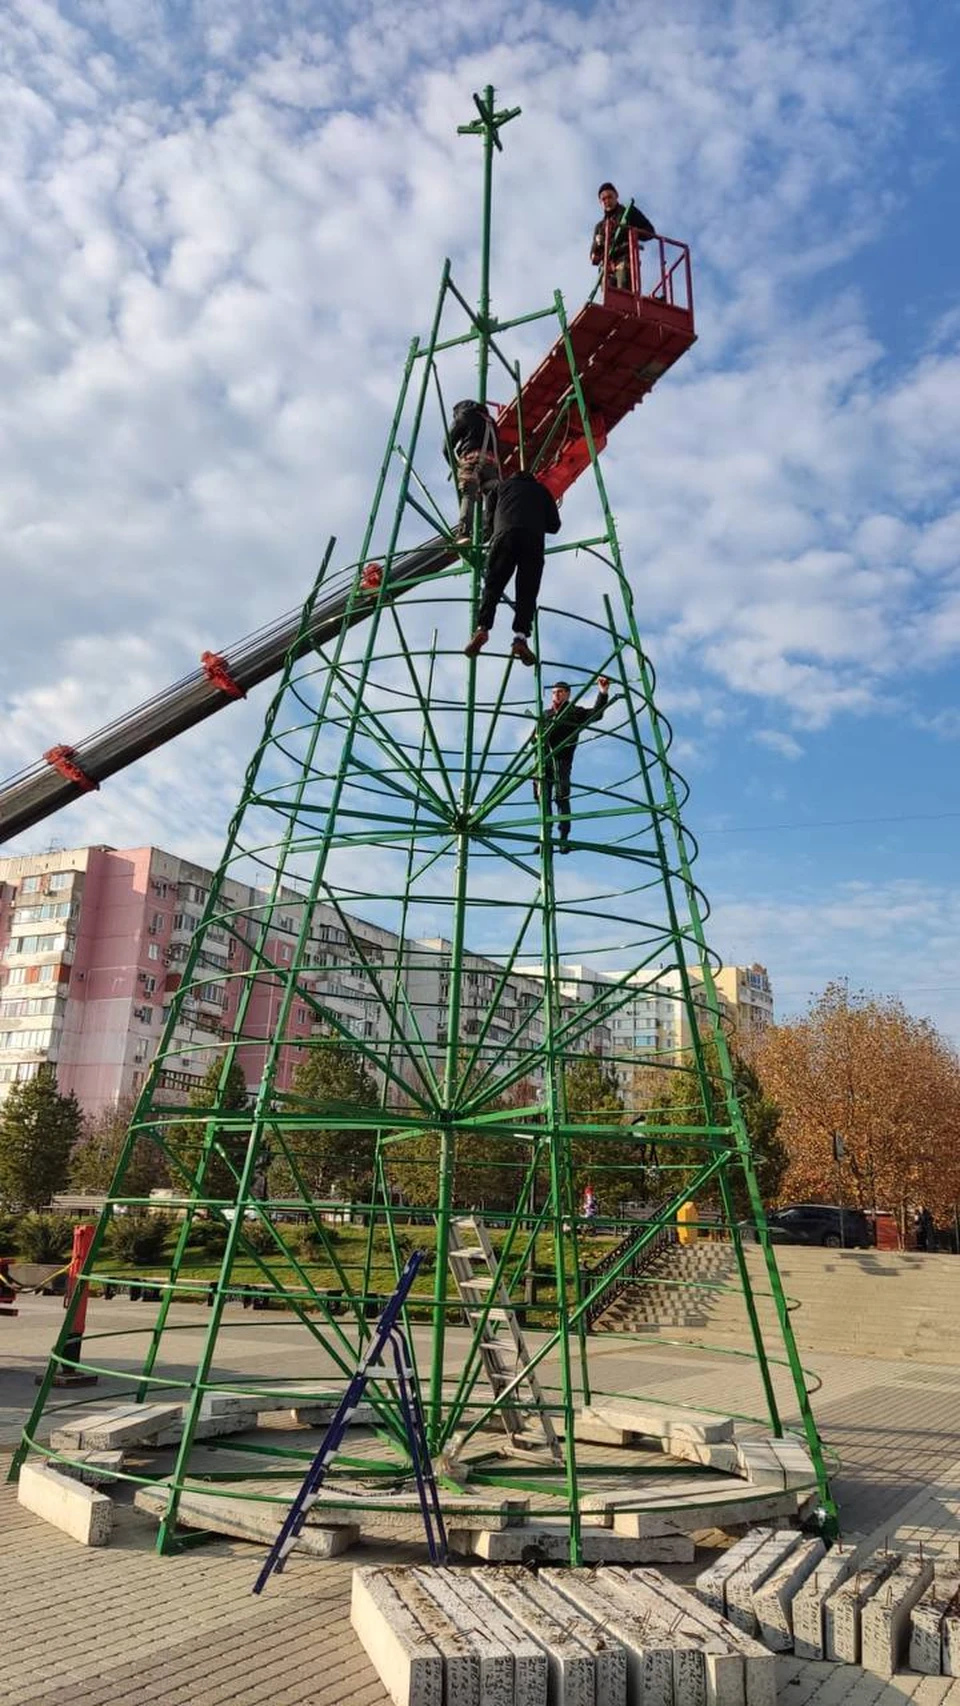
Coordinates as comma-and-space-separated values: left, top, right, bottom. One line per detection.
15, 87, 836, 1563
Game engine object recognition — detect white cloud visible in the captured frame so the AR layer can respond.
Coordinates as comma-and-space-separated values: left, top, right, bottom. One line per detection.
0, 0, 957, 1036
752, 729, 804, 761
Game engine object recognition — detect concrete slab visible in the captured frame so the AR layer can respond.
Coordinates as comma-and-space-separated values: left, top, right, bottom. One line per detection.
18, 1461, 113, 1546
482, 1570, 627, 1706
724, 1529, 803, 1635
695, 1529, 775, 1614
473, 1570, 607, 1706
545, 1565, 709, 1706
791, 1548, 856, 1660
767, 1438, 817, 1490
591, 1399, 735, 1444
449, 1523, 694, 1564
622, 1569, 776, 1706
153, 1402, 259, 1445
665, 1439, 741, 1474
411, 1568, 548, 1706
613, 1487, 796, 1536
823, 1548, 901, 1665
47, 1447, 125, 1486
49, 1401, 184, 1450
734, 1441, 786, 1489
943, 1594, 960, 1678
909, 1573, 960, 1675
752, 1535, 826, 1649
378, 1569, 482, 1705
573, 1408, 636, 1447
134, 1484, 359, 1556
351, 1568, 443, 1706
860, 1556, 934, 1676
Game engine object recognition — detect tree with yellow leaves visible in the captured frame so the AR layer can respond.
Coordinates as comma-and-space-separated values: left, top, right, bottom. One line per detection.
752, 981, 960, 1226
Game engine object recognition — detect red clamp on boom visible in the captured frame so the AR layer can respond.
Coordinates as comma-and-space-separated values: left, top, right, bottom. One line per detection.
43, 745, 99, 792
201, 651, 245, 699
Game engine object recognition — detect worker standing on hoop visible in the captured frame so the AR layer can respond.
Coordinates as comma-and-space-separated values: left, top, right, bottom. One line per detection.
445, 400, 502, 541
464, 470, 561, 667
590, 183, 655, 292
534, 676, 610, 851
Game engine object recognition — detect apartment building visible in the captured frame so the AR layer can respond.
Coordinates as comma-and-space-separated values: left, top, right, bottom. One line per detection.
0, 843, 772, 1116
0, 845, 400, 1114
712, 963, 774, 1036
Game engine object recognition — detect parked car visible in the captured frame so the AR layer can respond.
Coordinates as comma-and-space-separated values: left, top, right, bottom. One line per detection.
742, 1203, 875, 1249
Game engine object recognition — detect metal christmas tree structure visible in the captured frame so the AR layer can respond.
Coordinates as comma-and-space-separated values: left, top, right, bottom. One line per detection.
15, 88, 836, 1560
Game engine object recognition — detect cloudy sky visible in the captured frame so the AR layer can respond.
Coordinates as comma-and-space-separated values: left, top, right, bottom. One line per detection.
2, 0, 959, 1036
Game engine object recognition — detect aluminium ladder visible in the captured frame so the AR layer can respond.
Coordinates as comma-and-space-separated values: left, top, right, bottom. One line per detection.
448, 1216, 562, 1461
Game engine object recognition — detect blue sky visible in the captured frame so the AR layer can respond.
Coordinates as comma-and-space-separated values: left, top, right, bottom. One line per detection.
2, 0, 960, 1036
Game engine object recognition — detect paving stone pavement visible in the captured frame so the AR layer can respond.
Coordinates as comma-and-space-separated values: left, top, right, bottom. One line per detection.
4, 1296, 960, 1705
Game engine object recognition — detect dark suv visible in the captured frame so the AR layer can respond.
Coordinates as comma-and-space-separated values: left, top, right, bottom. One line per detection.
748, 1204, 875, 1249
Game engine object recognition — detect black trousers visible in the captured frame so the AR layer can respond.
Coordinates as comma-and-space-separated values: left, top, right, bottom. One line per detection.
477, 527, 544, 636
543, 760, 573, 842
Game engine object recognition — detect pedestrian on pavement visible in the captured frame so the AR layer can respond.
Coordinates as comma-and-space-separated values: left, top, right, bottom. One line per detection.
915, 1204, 935, 1252
464, 470, 561, 667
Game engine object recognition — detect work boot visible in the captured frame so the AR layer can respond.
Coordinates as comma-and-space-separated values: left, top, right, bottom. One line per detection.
558, 840, 571, 854
464, 628, 489, 658
455, 494, 476, 542
511, 636, 536, 667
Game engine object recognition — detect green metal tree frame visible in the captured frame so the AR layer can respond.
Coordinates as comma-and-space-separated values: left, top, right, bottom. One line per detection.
14, 87, 837, 1561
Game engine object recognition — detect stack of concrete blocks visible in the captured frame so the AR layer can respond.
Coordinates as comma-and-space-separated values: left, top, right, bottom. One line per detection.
909, 1573, 960, 1676
351, 1564, 778, 1706
823, 1549, 902, 1664
134, 1480, 361, 1557
451, 1402, 813, 1563
860, 1558, 934, 1676
700, 1530, 807, 1637
571, 1402, 815, 1535
697, 1532, 960, 1681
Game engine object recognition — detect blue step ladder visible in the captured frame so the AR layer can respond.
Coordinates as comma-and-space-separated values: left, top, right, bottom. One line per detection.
253, 1250, 447, 1593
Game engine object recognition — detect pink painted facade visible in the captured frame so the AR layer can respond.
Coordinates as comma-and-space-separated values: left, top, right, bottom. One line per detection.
0, 844, 323, 1116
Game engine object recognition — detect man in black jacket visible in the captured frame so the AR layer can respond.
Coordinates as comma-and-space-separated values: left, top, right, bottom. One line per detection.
464, 470, 561, 667
535, 676, 610, 851
444, 399, 502, 540
590, 183, 655, 292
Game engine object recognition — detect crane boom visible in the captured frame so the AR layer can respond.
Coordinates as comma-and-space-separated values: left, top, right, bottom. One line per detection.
0, 534, 453, 847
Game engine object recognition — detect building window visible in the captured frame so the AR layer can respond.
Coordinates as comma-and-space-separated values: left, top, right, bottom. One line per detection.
0, 1028, 53, 1050
6, 932, 68, 957
48, 872, 73, 891
20, 876, 41, 893
148, 943, 160, 961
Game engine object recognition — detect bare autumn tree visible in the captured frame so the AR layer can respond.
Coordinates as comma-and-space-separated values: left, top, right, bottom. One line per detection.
753, 981, 960, 1224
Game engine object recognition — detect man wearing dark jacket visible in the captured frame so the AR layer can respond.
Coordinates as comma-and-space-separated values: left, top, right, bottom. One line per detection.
444, 399, 502, 540
464, 471, 561, 667
590, 183, 655, 292
535, 677, 610, 851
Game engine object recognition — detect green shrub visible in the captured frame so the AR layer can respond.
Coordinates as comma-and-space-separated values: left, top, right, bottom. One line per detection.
0, 1209, 22, 1255
107, 1211, 172, 1265
16, 1213, 77, 1263
396, 1233, 436, 1274
238, 1218, 277, 1257
185, 1218, 229, 1256
289, 1219, 341, 1258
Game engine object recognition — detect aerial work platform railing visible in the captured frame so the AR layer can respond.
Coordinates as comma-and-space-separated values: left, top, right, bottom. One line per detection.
0, 235, 695, 849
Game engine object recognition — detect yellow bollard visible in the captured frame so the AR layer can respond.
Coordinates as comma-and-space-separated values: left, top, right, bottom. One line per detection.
677, 1200, 699, 1245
